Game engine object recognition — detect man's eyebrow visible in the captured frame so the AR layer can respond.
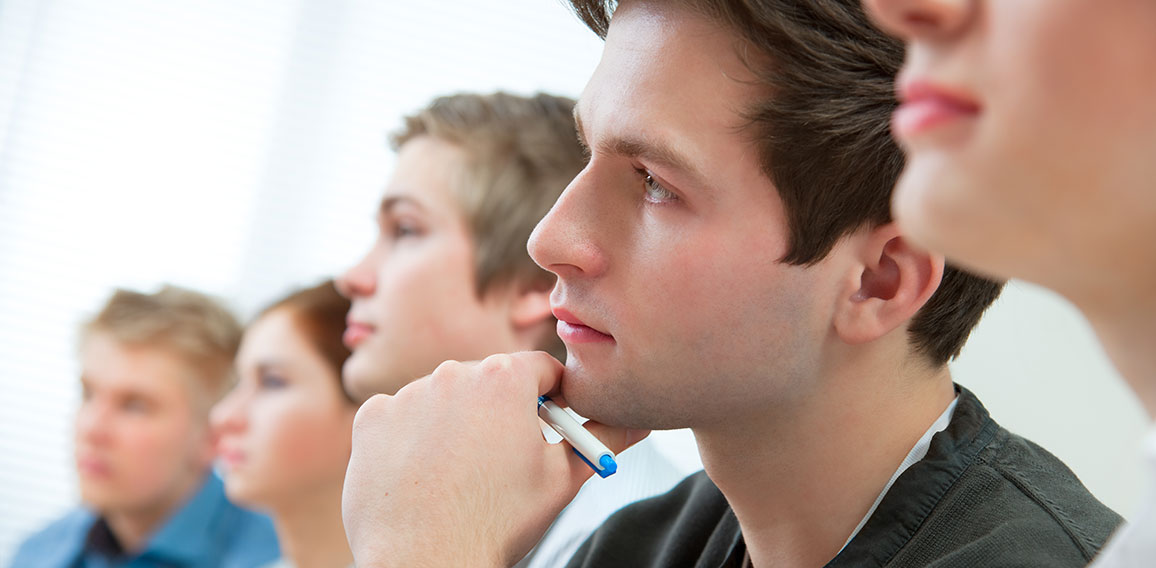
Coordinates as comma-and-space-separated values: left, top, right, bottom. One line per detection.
377, 195, 426, 219
574, 107, 708, 189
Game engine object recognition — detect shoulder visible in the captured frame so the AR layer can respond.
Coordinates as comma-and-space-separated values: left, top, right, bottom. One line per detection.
840, 388, 1122, 568
10, 509, 94, 568
566, 471, 737, 568
961, 427, 1122, 557
894, 404, 1122, 566
211, 501, 280, 566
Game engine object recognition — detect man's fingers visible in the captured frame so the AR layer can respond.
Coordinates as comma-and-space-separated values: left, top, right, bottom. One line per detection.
519, 351, 566, 398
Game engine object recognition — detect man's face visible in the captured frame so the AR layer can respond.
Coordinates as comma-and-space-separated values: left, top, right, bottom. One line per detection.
75, 333, 213, 515
528, 2, 846, 430
866, 0, 1156, 292
339, 136, 521, 403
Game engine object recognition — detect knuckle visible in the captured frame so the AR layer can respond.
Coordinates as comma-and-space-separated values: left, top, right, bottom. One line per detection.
352, 394, 390, 432
478, 353, 515, 375
430, 358, 464, 379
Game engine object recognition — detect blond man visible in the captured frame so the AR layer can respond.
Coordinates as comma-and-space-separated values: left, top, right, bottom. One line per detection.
11, 286, 279, 568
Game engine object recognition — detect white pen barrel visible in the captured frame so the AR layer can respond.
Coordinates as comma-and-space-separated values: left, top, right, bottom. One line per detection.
538, 399, 614, 462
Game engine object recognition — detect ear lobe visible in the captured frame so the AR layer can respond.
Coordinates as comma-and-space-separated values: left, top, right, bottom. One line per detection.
197, 424, 219, 470
834, 225, 944, 346
509, 277, 555, 331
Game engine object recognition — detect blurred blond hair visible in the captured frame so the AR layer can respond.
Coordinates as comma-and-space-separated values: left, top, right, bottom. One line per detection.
81, 285, 242, 405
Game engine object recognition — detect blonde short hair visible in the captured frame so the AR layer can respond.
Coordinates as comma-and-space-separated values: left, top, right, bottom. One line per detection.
392, 92, 585, 360
81, 285, 242, 403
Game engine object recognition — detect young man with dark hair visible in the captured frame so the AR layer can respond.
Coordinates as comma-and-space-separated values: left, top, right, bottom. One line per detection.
340, 2, 1122, 566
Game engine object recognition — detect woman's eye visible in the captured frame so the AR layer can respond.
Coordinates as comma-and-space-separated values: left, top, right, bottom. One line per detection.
258, 373, 287, 389
642, 172, 679, 203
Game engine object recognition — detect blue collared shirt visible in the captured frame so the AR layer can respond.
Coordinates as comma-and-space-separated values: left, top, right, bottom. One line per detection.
10, 473, 280, 568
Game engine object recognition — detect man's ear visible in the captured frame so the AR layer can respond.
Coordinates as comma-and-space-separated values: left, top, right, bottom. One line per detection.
508, 276, 555, 331
195, 416, 219, 470
833, 223, 944, 345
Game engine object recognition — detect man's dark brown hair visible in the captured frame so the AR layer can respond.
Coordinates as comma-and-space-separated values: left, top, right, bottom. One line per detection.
567, 0, 1003, 365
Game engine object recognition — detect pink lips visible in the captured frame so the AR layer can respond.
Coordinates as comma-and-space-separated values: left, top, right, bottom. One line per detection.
552, 308, 615, 345
892, 80, 981, 141
343, 320, 373, 349
76, 455, 111, 478
217, 447, 246, 468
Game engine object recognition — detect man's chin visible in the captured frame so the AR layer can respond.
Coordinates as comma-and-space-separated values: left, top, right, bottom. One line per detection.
342, 360, 407, 404
342, 374, 378, 405
558, 365, 620, 423
341, 357, 381, 403
560, 364, 679, 430
78, 489, 127, 513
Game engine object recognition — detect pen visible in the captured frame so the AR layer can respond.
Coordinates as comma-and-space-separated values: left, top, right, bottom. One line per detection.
537, 396, 618, 478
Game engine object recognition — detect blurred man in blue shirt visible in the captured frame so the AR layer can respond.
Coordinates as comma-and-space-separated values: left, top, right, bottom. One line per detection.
10, 286, 279, 568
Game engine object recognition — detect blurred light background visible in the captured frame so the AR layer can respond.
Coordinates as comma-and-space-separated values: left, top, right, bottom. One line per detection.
0, 0, 1147, 563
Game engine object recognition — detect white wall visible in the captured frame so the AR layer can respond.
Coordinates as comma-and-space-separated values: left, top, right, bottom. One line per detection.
0, 0, 1145, 563
950, 281, 1149, 518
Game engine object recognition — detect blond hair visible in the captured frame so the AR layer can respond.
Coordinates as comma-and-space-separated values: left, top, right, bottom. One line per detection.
81, 285, 242, 403
392, 92, 585, 360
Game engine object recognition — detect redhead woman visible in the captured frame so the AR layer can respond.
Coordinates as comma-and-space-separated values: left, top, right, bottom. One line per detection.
212, 281, 357, 568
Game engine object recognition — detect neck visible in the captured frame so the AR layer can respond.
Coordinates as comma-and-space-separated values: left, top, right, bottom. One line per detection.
1074, 285, 1156, 420
104, 472, 208, 555
694, 347, 955, 568
269, 481, 352, 568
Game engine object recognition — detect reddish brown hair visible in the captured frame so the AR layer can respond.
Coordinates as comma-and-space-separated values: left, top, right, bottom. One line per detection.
258, 280, 354, 402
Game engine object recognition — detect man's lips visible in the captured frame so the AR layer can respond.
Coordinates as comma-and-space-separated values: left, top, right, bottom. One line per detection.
217, 447, 246, 468
552, 308, 614, 344
76, 455, 111, 478
892, 80, 981, 141
215, 438, 246, 468
343, 321, 373, 349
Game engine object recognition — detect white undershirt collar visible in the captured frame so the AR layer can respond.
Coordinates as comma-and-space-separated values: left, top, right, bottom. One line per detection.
839, 395, 960, 552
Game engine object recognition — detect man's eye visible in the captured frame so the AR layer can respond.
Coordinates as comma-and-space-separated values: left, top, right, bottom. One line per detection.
394, 222, 420, 239
642, 172, 679, 203
122, 396, 152, 413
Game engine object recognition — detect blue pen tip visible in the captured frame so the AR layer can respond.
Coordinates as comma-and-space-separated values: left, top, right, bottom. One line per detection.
597, 454, 618, 478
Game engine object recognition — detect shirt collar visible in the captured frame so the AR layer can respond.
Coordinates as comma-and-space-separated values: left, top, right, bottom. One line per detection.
840, 395, 960, 552
147, 472, 228, 563
84, 472, 224, 566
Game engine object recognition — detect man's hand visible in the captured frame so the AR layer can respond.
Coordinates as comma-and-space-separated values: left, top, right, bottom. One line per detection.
342, 351, 648, 568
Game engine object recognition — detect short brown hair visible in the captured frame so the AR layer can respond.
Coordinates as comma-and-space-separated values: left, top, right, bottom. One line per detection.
391, 92, 585, 360
567, 0, 1003, 364
257, 280, 354, 403
82, 285, 242, 402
